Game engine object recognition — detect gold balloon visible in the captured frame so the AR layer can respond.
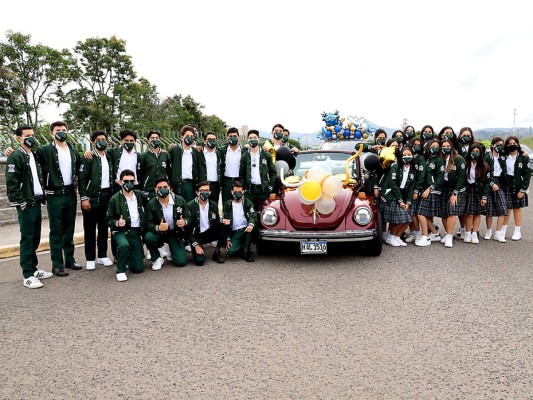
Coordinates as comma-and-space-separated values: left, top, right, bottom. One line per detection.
379, 146, 396, 169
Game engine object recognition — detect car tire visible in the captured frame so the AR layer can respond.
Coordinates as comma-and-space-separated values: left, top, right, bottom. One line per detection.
364, 215, 382, 257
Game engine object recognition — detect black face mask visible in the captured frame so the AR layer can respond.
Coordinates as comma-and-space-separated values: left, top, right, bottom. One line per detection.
281, 135, 289, 143
156, 188, 170, 198
442, 147, 451, 155
206, 140, 217, 149
402, 156, 413, 164
506, 144, 519, 152
273, 132, 283, 140
124, 142, 135, 152
404, 131, 414, 140
429, 147, 439, 156
55, 131, 67, 142
95, 140, 107, 151
395, 136, 404, 143
249, 139, 259, 148
494, 145, 504, 153
232, 191, 243, 201
184, 136, 194, 146
460, 136, 471, 144
422, 132, 433, 141
123, 181, 135, 192
412, 145, 422, 154
376, 139, 386, 146
470, 152, 480, 160
151, 139, 161, 148
228, 137, 239, 146
199, 191, 210, 201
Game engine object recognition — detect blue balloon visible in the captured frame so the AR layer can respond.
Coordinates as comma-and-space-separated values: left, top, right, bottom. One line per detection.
355, 130, 362, 139
325, 130, 332, 138
321, 126, 327, 135
334, 125, 342, 133
344, 129, 350, 138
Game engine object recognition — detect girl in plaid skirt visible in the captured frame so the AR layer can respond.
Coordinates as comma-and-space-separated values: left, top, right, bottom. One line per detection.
502, 136, 531, 241
439, 139, 467, 248
405, 137, 425, 243
455, 127, 476, 238
483, 137, 508, 242
464, 143, 490, 243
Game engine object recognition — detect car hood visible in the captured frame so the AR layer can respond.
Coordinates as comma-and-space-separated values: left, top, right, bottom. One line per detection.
281, 187, 353, 229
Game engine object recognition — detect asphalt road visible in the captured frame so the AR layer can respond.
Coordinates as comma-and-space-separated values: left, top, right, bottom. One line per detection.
1, 210, 532, 399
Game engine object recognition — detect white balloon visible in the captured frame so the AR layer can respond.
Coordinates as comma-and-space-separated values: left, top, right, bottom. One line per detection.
276, 160, 289, 177
307, 166, 326, 182
321, 176, 343, 197
315, 195, 336, 215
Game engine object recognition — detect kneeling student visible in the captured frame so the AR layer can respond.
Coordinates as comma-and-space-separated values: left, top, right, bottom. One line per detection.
187, 182, 226, 265
145, 177, 191, 269
106, 169, 147, 282
222, 181, 257, 262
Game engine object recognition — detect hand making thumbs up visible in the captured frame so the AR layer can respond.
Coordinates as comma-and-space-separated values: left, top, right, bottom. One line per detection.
159, 218, 169, 232
176, 216, 186, 228
118, 215, 126, 227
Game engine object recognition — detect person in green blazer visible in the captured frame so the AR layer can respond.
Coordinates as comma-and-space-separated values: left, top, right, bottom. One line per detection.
78, 130, 114, 270
221, 181, 257, 262
239, 129, 277, 210
169, 125, 207, 202
202, 131, 223, 204
106, 169, 147, 282
187, 181, 226, 265
144, 177, 192, 269
138, 130, 171, 201
6, 125, 53, 288
36, 121, 82, 275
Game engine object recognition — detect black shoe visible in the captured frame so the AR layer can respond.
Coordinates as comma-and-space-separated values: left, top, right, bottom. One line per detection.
241, 252, 255, 262
212, 250, 225, 264
65, 261, 82, 270
52, 268, 69, 277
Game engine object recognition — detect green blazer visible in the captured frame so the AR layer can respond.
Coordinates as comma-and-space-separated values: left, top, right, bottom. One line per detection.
145, 193, 192, 233
485, 151, 508, 188
106, 190, 147, 233
379, 163, 415, 205
413, 154, 426, 195
36, 142, 80, 195
443, 155, 466, 194
420, 155, 444, 193
138, 149, 171, 194
78, 151, 113, 206
466, 165, 491, 200
202, 148, 224, 185
106, 146, 140, 185
219, 144, 242, 179
186, 198, 221, 246
168, 145, 207, 194
222, 198, 258, 229
6, 147, 44, 208
239, 149, 277, 192
506, 153, 531, 193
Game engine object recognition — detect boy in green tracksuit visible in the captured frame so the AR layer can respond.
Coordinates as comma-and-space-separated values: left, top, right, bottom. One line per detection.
138, 130, 171, 201
169, 125, 207, 202
78, 130, 114, 270
36, 121, 82, 276
221, 181, 257, 262
239, 129, 277, 210
144, 177, 191, 269
6, 125, 53, 289
106, 169, 147, 282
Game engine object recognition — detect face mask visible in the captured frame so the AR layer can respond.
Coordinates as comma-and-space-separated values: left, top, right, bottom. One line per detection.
95, 140, 107, 151
156, 188, 170, 198
228, 137, 239, 146
395, 136, 404, 143
460, 136, 471, 144
412, 145, 421, 154
446, 133, 454, 140
124, 142, 135, 152
274, 132, 283, 140
494, 145, 504, 153
405, 131, 414, 140
199, 191, 210, 201
429, 147, 439, 155
123, 181, 135, 192
23, 136, 37, 148
184, 136, 194, 146
470, 152, 480, 160
281, 135, 289, 143
232, 191, 243, 201
506, 144, 519, 152
249, 139, 259, 148
55, 131, 67, 142
442, 147, 451, 155
402, 156, 413, 164
151, 139, 160, 148
206, 139, 217, 149
423, 132, 433, 141
376, 138, 386, 146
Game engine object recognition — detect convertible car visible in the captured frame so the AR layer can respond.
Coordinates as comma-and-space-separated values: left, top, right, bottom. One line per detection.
256, 147, 382, 256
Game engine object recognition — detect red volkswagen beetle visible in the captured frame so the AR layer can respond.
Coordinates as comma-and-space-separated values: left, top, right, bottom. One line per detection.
257, 147, 382, 256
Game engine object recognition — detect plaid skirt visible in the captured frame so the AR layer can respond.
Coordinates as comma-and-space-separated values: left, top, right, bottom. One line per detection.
506, 187, 529, 209
381, 198, 412, 224
465, 184, 486, 215
483, 177, 508, 216
439, 188, 467, 218
416, 192, 441, 217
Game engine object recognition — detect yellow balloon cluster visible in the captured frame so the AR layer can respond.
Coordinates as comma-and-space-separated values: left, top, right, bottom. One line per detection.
298, 166, 343, 215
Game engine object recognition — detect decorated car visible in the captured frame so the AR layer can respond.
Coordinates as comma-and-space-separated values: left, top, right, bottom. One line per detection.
256, 112, 382, 256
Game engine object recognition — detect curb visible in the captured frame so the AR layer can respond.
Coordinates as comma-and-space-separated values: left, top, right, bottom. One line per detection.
0, 232, 85, 260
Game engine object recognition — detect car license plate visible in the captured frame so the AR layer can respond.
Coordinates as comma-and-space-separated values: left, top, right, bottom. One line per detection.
300, 241, 327, 254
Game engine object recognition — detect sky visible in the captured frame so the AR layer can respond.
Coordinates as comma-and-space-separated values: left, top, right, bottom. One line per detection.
2, 0, 533, 134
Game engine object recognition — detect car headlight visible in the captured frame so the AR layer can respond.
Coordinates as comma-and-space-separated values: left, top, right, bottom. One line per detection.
261, 207, 279, 227
353, 207, 372, 226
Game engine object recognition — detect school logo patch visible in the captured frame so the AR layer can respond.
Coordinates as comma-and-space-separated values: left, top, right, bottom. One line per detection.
518, 163, 523, 168
250, 207, 255, 213
176, 207, 182, 213
419, 165, 424, 171
79, 164, 85, 172
452, 165, 456, 171
7, 164, 15, 173
161, 162, 167, 168
429, 163, 435, 169
211, 213, 216, 219
261, 159, 267, 165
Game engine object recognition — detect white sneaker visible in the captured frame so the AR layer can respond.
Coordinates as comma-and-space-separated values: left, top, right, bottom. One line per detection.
395, 237, 407, 247
471, 232, 479, 244
428, 232, 441, 242
495, 232, 507, 243
33, 269, 53, 279
207, 240, 218, 248
386, 236, 401, 247
152, 257, 164, 271
464, 232, 472, 243
86, 261, 96, 271
23, 276, 43, 289
511, 231, 522, 241
158, 246, 168, 258
444, 235, 453, 248
404, 232, 417, 243
415, 235, 431, 247
484, 230, 492, 240
185, 245, 192, 252
97, 257, 113, 267
382, 232, 390, 243
116, 273, 128, 282
145, 252, 151, 260
440, 236, 446, 243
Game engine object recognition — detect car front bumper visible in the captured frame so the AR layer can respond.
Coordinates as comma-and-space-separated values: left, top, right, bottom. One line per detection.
258, 229, 377, 242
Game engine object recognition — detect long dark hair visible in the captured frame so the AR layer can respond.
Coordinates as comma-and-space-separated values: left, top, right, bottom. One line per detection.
440, 139, 457, 172
424, 139, 440, 158
420, 125, 435, 144
466, 142, 489, 179
458, 127, 475, 147
438, 126, 459, 150
504, 135, 523, 155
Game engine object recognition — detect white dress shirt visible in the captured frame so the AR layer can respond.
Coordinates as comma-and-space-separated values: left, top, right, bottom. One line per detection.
160, 195, 175, 230
56, 145, 73, 185
506, 153, 517, 176
250, 151, 261, 185
467, 164, 476, 184
117, 148, 138, 183
28, 151, 43, 196
126, 194, 140, 228
444, 157, 450, 181
182, 148, 193, 179
232, 201, 248, 230
493, 156, 503, 177
98, 152, 110, 189
199, 202, 210, 233
400, 165, 410, 189
204, 149, 218, 182
225, 146, 241, 178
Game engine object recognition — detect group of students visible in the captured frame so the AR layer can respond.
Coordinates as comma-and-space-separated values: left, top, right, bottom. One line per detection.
367, 125, 531, 248
6, 122, 293, 289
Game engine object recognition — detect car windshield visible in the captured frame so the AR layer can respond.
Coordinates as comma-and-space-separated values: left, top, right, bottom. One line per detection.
293, 152, 355, 178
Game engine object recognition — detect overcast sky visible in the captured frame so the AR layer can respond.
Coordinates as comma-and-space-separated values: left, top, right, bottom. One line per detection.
2, 0, 532, 134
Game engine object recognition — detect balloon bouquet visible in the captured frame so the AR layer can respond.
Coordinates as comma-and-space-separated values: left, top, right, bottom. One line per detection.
317, 110, 377, 141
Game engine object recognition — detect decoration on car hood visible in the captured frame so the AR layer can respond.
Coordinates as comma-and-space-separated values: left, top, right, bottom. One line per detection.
318, 111, 377, 141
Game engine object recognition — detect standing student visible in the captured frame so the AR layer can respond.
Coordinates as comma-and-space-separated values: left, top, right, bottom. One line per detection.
78, 130, 114, 270
240, 129, 277, 210
415, 139, 444, 247
439, 139, 467, 248
138, 130, 171, 201
457, 127, 474, 160
6, 125, 53, 288
502, 136, 531, 240
403, 125, 416, 143
405, 137, 425, 243
281, 128, 299, 153
361, 128, 387, 154
106, 169, 147, 282
483, 137, 508, 242
36, 121, 82, 275
220, 127, 243, 205
420, 125, 435, 145
109, 129, 140, 193
463, 143, 490, 244
202, 131, 223, 204
392, 130, 405, 152
438, 126, 459, 151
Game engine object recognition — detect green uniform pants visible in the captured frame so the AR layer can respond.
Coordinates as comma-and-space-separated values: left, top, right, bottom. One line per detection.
113, 229, 145, 274
181, 180, 194, 202
46, 191, 77, 269
227, 227, 254, 256
246, 185, 269, 210
144, 231, 187, 267
17, 203, 42, 279
209, 181, 221, 205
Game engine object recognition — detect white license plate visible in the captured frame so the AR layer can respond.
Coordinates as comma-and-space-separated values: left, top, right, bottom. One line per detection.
300, 241, 327, 254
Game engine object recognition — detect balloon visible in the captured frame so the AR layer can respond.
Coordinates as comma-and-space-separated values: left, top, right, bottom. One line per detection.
343, 129, 350, 138
379, 146, 397, 168
307, 166, 326, 182
355, 130, 362, 139
297, 190, 316, 205
322, 176, 343, 197
287, 155, 296, 170
364, 153, 380, 172
316, 195, 336, 215
276, 160, 289, 177
325, 131, 332, 138
334, 125, 342, 133
299, 179, 322, 202
276, 146, 292, 162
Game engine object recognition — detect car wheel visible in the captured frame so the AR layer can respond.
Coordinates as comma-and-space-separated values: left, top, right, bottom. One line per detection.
364, 215, 382, 257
